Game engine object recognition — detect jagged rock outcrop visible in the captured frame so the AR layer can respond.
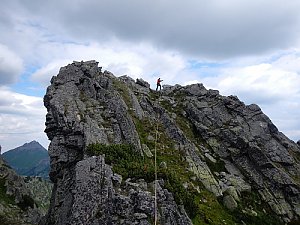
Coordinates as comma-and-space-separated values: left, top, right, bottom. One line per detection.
42, 60, 300, 225
42, 61, 191, 225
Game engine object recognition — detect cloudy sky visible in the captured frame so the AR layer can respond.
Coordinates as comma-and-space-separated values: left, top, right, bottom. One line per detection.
1, 0, 300, 152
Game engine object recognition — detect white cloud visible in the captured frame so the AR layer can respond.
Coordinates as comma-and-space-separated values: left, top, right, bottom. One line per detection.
0, 44, 23, 85
0, 87, 49, 152
0, 0, 300, 146
215, 63, 299, 103
272, 53, 300, 73
2, 0, 300, 60
261, 101, 300, 142
31, 59, 70, 85
30, 41, 187, 89
184, 80, 201, 86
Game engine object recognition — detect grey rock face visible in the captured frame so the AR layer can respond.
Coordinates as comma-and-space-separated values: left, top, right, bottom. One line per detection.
181, 87, 300, 222
43, 61, 300, 224
223, 195, 238, 210
42, 61, 192, 225
136, 78, 150, 88
68, 156, 191, 225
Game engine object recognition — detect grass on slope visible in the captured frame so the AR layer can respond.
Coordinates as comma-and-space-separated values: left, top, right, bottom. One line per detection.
87, 143, 241, 224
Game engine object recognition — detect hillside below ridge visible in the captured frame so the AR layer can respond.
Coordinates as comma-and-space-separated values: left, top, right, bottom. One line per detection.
0, 155, 52, 225
41, 60, 300, 225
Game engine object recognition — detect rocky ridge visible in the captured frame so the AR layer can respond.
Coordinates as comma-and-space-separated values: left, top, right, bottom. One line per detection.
42, 60, 300, 225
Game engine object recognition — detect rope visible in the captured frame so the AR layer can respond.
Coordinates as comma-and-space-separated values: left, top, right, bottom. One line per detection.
154, 93, 161, 225
154, 120, 159, 225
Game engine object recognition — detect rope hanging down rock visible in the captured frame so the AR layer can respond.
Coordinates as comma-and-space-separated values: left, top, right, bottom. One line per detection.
154, 119, 159, 225
154, 92, 162, 225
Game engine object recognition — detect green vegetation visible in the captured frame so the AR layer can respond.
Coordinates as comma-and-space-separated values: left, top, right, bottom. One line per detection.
158, 96, 284, 224
86, 88, 284, 225
232, 191, 282, 225
0, 215, 19, 225
23, 177, 53, 214
204, 156, 226, 173
160, 97, 227, 173
0, 178, 30, 225
87, 131, 284, 224
87, 143, 238, 224
0, 178, 15, 205
133, 117, 156, 150
149, 90, 160, 101
87, 143, 155, 181
87, 143, 199, 217
17, 194, 35, 211
1, 177, 35, 212
131, 104, 239, 224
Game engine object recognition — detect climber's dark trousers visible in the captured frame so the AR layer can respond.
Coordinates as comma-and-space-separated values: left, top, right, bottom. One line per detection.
156, 84, 161, 91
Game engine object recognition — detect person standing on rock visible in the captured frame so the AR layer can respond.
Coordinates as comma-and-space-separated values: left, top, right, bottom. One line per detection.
156, 78, 163, 91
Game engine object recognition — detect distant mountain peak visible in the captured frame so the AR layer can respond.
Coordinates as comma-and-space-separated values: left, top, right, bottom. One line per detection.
26, 140, 38, 144
23, 140, 43, 147
11, 140, 47, 153
2, 141, 49, 179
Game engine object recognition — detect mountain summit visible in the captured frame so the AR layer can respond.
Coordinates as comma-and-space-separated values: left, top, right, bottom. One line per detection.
3, 141, 50, 179
41, 60, 300, 225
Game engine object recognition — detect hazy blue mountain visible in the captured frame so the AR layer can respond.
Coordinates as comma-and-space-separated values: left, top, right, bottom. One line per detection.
2, 141, 49, 179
